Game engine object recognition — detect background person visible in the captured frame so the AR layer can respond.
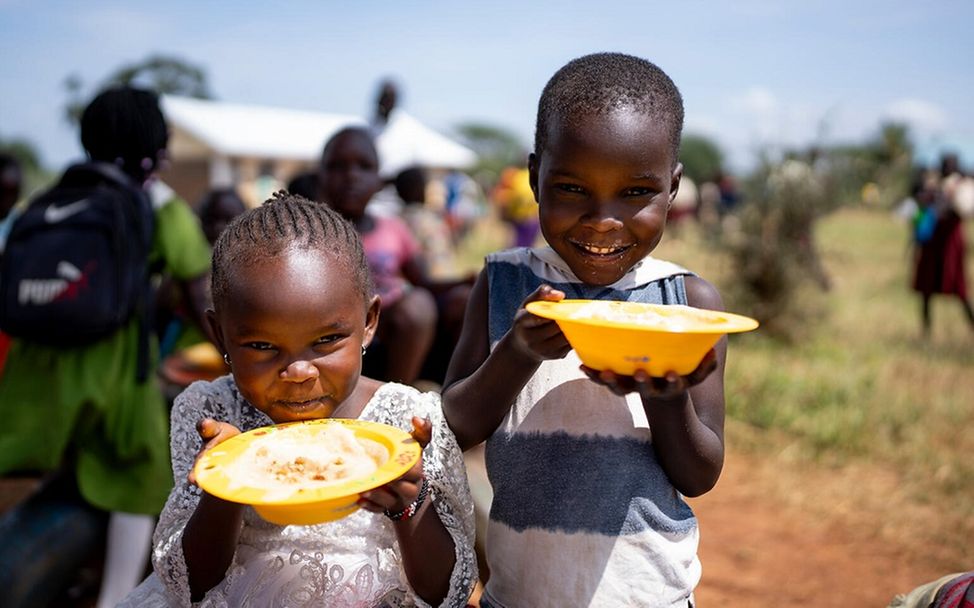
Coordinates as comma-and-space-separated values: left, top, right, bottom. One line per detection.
0, 86, 212, 608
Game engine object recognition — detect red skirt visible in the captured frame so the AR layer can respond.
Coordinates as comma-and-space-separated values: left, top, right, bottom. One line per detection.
913, 213, 969, 298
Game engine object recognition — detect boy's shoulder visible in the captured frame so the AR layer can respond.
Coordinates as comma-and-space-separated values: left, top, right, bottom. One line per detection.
486, 246, 693, 285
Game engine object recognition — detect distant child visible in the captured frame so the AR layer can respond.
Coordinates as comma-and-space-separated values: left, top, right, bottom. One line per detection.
911, 160, 974, 335
156, 188, 244, 357
121, 193, 476, 607
197, 187, 247, 247
395, 166, 475, 383
319, 128, 471, 385
442, 53, 727, 607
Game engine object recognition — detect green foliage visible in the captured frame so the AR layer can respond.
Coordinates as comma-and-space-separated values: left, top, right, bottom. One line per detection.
0, 137, 56, 196
679, 133, 724, 183
453, 122, 527, 189
828, 122, 914, 208
716, 157, 837, 334
64, 54, 213, 126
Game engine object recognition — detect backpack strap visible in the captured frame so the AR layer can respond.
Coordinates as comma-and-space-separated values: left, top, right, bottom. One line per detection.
62, 162, 156, 384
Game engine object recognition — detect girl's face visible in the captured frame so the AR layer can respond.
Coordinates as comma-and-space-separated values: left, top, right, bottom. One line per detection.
530, 108, 681, 286
208, 247, 379, 424
317, 131, 384, 222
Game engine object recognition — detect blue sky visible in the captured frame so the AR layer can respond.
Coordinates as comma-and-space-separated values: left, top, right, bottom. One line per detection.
2, 0, 973, 172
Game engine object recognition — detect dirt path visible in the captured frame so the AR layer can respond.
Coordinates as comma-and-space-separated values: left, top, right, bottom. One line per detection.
688, 447, 956, 607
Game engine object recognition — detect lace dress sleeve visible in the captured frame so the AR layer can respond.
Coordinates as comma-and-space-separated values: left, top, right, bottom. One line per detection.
151, 377, 254, 606
370, 385, 478, 608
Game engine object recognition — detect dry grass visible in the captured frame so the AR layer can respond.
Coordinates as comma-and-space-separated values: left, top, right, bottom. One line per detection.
660, 209, 973, 567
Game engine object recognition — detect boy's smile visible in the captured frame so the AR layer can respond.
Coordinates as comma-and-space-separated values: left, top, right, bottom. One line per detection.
530, 107, 681, 286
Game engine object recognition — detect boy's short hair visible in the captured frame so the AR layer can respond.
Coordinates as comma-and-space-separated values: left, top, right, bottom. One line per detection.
534, 52, 684, 163
210, 191, 374, 310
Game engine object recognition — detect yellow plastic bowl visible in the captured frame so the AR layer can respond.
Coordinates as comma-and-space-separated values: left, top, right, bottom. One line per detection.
526, 299, 759, 377
194, 418, 422, 525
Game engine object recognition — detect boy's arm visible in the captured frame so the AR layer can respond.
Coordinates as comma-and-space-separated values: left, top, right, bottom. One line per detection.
441, 269, 569, 451
580, 275, 726, 497
642, 276, 726, 497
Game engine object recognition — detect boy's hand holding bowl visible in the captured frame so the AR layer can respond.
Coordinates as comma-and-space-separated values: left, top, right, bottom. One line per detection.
525, 299, 758, 396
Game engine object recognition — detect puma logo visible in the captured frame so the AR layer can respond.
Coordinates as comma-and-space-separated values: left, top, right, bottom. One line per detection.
17, 261, 90, 305
44, 198, 90, 223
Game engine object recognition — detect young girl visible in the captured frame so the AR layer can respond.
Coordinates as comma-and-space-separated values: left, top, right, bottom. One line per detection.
443, 53, 725, 607
122, 192, 476, 607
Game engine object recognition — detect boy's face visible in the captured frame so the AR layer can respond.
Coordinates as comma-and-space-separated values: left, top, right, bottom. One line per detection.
208, 247, 379, 424
317, 131, 384, 221
530, 108, 681, 286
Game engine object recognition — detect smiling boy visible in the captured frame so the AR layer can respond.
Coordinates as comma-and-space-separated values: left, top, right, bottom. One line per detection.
442, 53, 726, 607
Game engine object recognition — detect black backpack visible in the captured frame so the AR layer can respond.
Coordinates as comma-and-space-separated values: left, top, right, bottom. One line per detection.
0, 162, 156, 381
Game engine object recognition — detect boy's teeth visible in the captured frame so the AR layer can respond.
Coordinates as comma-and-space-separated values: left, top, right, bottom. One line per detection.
582, 244, 620, 254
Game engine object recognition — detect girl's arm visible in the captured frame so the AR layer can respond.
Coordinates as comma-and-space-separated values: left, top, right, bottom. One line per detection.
441, 270, 570, 451
358, 417, 459, 605
181, 419, 247, 601
152, 384, 246, 606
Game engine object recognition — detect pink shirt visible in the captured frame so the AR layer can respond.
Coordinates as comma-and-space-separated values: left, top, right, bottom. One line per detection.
360, 214, 421, 309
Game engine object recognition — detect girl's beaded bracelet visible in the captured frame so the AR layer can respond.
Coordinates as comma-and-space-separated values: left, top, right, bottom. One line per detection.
385, 476, 430, 522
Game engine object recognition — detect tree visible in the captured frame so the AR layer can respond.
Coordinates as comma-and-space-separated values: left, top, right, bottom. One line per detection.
453, 122, 527, 190
679, 133, 724, 183
64, 54, 213, 125
0, 136, 55, 196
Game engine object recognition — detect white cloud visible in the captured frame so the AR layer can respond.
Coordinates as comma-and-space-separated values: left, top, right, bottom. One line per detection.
732, 86, 780, 116
882, 98, 948, 136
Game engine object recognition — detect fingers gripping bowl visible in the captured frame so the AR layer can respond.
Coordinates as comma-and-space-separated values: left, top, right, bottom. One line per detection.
194, 418, 422, 525
526, 299, 759, 377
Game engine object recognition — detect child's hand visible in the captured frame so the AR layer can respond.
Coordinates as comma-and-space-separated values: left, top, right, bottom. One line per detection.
187, 418, 241, 486
580, 348, 718, 402
510, 284, 571, 362
358, 416, 431, 520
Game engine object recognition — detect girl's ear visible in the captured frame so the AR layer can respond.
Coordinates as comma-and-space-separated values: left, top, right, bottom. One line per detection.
205, 308, 227, 355
362, 295, 381, 348
668, 162, 684, 205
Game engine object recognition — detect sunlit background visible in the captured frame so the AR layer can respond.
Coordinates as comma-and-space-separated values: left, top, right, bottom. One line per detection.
2, 1, 972, 173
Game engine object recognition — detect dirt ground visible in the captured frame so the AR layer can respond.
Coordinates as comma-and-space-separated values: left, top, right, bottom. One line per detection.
3, 440, 965, 608
688, 444, 961, 607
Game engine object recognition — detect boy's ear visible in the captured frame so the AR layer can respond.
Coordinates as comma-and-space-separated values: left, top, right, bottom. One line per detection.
363, 295, 381, 347
205, 308, 227, 355
668, 162, 684, 204
528, 153, 540, 202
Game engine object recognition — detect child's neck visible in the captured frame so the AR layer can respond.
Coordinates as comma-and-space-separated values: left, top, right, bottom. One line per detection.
329, 376, 383, 419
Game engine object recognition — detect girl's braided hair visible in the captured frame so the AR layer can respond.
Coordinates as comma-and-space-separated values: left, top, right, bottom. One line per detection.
210, 191, 374, 310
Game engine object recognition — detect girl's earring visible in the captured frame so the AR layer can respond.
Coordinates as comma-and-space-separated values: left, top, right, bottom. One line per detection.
361, 346, 367, 356
223, 353, 231, 367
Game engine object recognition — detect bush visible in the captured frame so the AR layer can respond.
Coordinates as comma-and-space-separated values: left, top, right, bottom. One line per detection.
717, 158, 836, 336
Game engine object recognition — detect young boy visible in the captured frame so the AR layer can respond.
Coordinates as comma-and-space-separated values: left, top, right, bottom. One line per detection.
442, 53, 726, 607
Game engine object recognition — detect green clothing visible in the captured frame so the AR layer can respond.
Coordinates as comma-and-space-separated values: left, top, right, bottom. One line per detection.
0, 188, 211, 514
